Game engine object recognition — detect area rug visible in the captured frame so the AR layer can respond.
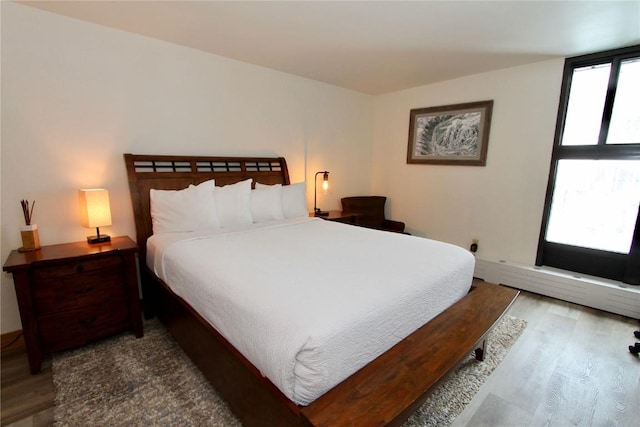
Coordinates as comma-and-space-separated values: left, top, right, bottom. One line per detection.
53, 316, 527, 426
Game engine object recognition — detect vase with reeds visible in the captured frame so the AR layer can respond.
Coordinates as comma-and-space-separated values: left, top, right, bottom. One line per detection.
18, 199, 40, 252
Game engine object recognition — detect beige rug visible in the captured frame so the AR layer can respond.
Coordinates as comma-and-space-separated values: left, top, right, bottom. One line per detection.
53, 316, 526, 426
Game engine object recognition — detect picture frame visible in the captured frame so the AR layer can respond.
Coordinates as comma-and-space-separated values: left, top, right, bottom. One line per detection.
407, 100, 493, 166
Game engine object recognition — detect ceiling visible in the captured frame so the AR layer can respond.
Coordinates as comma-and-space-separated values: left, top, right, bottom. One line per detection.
19, 1, 640, 95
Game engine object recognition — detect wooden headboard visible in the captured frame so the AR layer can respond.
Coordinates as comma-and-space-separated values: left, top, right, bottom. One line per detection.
123, 153, 290, 258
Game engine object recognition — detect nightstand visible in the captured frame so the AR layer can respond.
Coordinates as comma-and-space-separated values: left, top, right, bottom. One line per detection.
310, 210, 362, 225
3, 236, 143, 374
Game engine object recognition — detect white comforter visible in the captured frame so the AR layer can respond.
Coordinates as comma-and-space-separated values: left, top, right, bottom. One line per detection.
147, 217, 474, 405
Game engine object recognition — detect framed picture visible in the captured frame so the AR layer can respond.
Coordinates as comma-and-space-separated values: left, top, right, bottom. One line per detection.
407, 100, 493, 166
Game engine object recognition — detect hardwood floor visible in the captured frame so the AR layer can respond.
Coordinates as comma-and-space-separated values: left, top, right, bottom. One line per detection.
455, 289, 640, 427
1, 346, 53, 426
1, 288, 638, 426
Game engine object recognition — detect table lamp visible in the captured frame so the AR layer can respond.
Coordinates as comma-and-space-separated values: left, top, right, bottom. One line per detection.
79, 189, 112, 243
314, 171, 330, 216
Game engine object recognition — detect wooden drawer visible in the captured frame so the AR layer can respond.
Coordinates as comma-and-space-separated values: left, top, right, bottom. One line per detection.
30, 255, 123, 281
32, 269, 126, 316
38, 298, 130, 353
2, 236, 143, 374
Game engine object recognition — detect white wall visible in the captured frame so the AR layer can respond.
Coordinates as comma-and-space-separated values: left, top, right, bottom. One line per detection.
372, 60, 563, 264
1, 3, 373, 333
1, 3, 569, 334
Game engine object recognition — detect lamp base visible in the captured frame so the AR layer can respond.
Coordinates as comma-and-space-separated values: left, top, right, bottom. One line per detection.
87, 234, 111, 244
314, 210, 329, 217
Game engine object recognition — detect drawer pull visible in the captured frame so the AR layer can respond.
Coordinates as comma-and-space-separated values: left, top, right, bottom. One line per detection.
78, 316, 97, 325
76, 265, 85, 273
74, 286, 94, 295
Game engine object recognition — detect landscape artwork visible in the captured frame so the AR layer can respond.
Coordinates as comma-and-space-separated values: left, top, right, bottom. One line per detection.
407, 100, 493, 166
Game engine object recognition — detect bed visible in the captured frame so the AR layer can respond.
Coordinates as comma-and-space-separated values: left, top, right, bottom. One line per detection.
124, 153, 519, 426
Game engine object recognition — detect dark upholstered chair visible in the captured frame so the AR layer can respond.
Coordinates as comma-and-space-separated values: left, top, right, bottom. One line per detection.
341, 196, 406, 233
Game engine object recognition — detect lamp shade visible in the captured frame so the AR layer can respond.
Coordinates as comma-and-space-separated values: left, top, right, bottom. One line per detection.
79, 189, 112, 228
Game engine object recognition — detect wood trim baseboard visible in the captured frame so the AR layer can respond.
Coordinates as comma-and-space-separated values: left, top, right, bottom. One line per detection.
1, 330, 25, 354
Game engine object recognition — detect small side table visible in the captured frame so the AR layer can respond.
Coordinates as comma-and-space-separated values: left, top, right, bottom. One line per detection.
3, 236, 143, 374
310, 210, 361, 225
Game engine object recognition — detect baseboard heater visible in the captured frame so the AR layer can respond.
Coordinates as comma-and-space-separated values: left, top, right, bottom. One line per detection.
474, 257, 640, 319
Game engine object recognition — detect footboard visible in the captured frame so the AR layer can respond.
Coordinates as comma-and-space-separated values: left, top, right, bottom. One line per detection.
301, 282, 519, 426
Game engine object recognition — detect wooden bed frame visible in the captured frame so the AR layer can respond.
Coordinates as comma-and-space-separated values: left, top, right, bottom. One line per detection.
124, 153, 519, 426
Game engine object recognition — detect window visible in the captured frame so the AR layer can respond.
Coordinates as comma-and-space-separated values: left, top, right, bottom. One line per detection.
537, 45, 640, 285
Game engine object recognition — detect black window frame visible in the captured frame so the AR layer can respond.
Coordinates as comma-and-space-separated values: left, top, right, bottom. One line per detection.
536, 45, 640, 285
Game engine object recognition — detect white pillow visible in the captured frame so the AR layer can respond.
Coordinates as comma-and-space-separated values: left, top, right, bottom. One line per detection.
214, 179, 253, 227
256, 182, 307, 218
150, 179, 220, 234
188, 179, 221, 228
251, 184, 285, 222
